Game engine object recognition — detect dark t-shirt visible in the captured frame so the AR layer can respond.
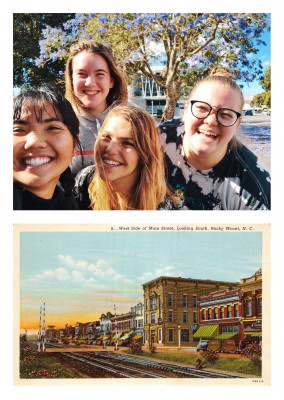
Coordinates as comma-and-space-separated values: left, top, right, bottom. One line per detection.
159, 118, 271, 210
13, 183, 79, 210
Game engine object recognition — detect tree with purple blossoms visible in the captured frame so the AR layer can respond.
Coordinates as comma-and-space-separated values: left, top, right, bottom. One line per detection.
31, 13, 269, 121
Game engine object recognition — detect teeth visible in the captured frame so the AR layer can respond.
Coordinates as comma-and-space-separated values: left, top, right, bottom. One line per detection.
199, 130, 218, 137
104, 159, 121, 166
85, 91, 99, 95
24, 157, 51, 166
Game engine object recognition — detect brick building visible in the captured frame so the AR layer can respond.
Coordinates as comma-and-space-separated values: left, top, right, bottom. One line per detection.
142, 276, 237, 348
194, 289, 242, 344
239, 268, 262, 341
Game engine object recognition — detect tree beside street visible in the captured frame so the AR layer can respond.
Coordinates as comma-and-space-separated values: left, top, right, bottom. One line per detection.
251, 66, 271, 109
14, 13, 270, 121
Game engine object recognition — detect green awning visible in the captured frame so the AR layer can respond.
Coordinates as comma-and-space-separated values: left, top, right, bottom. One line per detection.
193, 325, 219, 339
215, 333, 238, 340
245, 332, 262, 337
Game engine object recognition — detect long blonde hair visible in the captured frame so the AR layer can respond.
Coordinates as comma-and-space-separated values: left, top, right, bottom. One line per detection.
65, 40, 128, 115
88, 105, 171, 210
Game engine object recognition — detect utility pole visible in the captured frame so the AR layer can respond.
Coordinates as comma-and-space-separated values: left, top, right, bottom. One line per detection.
114, 304, 118, 351
37, 306, 42, 351
42, 303, 46, 352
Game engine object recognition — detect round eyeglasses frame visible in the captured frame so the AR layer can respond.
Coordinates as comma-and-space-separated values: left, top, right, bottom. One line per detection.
190, 100, 241, 127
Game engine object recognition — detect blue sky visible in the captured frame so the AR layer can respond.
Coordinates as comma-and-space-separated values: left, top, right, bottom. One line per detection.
238, 29, 271, 95
20, 230, 262, 331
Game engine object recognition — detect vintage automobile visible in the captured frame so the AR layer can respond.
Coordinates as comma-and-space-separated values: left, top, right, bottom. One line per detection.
207, 339, 221, 351
196, 339, 209, 351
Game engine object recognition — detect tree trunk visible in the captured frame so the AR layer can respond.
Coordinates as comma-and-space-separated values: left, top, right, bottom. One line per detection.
160, 83, 178, 123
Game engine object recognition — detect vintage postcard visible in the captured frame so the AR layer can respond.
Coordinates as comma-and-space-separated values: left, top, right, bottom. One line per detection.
14, 223, 270, 386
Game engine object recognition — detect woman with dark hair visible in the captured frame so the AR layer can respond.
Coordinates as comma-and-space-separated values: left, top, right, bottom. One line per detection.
65, 40, 128, 175
13, 87, 80, 210
160, 67, 271, 210
73, 105, 176, 210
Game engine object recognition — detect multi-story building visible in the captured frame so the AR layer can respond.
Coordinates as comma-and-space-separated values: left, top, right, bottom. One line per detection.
239, 268, 262, 342
194, 289, 243, 344
131, 302, 144, 343
143, 276, 237, 348
45, 325, 57, 341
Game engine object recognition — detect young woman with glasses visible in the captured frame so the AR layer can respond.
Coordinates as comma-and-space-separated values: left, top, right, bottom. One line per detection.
159, 67, 271, 210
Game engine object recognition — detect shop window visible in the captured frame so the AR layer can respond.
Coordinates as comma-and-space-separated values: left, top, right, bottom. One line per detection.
181, 329, 189, 342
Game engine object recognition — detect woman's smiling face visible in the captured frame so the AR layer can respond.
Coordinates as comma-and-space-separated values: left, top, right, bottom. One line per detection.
72, 51, 114, 114
183, 81, 241, 169
97, 115, 141, 194
13, 102, 75, 199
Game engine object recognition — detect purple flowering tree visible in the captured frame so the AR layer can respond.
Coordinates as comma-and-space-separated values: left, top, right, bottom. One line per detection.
36, 13, 270, 122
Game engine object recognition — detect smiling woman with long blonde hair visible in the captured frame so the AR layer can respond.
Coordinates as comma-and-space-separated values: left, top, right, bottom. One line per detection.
73, 105, 176, 210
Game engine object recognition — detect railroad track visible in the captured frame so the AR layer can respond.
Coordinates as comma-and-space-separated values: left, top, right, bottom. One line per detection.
41, 343, 242, 378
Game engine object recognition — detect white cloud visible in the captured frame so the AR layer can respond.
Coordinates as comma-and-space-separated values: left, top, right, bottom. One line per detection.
43, 270, 54, 278
76, 260, 88, 269
88, 260, 115, 278
72, 270, 84, 282
55, 267, 71, 281
137, 271, 154, 282
58, 254, 75, 267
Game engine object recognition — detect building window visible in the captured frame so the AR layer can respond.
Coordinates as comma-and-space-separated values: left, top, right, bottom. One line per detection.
159, 329, 162, 341
193, 295, 197, 308
202, 309, 206, 321
246, 299, 252, 316
145, 299, 148, 311
146, 331, 148, 340
193, 312, 198, 324
168, 294, 173, 307
214, 308, 218, 319
234, 304, 239, 317
258, 298, 262, 315
181, 329, 189, 342
220, 307, 224, 319
222, 325, 238, 333
169, 329, 173, 342
169, 311, 173, 322
145, 314, 148, 324
183, 312, 188, 323
208, 308, 211, 320
150, 297, 156, 310
183, 295, 188, 308
227, 306, 232, 318
151, 313, 156, 324
159, 297, 161, 319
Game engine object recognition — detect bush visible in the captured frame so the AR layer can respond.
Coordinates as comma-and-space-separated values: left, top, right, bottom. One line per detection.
244, 342, 262, 367
129, 340, 143, 355
203, 349, 219, 364
148, 344, 156, 353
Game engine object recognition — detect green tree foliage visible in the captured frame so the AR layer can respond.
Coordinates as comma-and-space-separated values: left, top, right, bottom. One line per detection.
15, 13, 270, 121
13, 13, 75, 89
251, 92, 266, 108
251, 66, 271, 108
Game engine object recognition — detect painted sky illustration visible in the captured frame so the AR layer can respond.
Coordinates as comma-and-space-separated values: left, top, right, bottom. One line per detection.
20, 230, 262, 333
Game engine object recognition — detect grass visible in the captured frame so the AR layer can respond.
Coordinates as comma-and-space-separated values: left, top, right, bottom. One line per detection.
126, 350, 261, 377
20, 343, 78, 379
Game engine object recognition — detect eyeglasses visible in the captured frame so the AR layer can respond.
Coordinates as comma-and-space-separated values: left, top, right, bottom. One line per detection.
190, 100, 241, 127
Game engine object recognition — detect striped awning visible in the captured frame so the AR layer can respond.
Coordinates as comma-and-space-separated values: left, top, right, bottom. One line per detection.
132, 336, 142, 340
215, 333, 238, 340
193, 325, 219, 339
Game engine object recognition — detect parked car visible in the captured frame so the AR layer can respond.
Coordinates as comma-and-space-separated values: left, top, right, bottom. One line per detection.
244, 110, 253, 116
238, 340, 253, 352
263, 109, 271, 115
221, 339, 237, 353
207, 339, 221, 351
196, 339, 209, 351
